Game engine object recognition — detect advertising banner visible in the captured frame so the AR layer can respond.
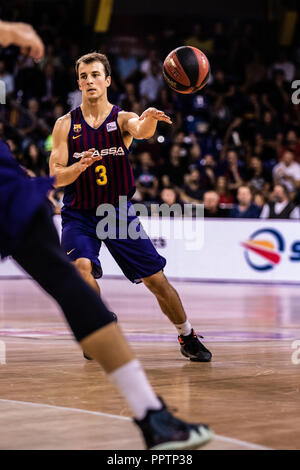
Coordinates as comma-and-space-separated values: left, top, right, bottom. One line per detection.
1, 216, 300, 284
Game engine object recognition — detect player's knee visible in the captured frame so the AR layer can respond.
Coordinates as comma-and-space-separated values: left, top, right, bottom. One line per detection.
142, 271, 168, 295
74, 258, 92, 279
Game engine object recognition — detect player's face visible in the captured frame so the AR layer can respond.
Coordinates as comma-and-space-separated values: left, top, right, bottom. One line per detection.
77, 61, 111, 99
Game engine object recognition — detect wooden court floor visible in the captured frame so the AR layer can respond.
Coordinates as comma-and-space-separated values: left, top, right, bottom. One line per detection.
0, 278, 299, 450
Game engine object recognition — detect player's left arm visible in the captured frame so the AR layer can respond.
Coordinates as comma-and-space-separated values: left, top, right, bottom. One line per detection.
119, 108, 172, 140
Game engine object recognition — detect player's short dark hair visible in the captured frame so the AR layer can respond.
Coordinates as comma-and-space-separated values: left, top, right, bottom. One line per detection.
75, 52, 111, 78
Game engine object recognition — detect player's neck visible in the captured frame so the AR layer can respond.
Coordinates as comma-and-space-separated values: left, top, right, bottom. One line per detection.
81, 95, 112, 119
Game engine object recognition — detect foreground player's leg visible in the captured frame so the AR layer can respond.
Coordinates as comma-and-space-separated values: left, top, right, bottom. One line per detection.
73, 257, 117, 360
11, 204, 213, 449
142, 271, 212, 362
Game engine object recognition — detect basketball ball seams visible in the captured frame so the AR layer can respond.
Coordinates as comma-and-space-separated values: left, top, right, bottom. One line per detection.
190, 46, 210, 88
164, 51, 191, 87
163, 68, 192, 92
194, 68, 210, 92
175, 46, 199, 88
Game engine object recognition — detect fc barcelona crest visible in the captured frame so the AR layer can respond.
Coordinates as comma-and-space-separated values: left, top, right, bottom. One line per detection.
73, 124, 82, 133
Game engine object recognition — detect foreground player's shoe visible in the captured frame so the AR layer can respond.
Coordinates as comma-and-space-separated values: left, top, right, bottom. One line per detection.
134, 398, 213, 450
178, 329, 212, 362
84, 312, 118, 360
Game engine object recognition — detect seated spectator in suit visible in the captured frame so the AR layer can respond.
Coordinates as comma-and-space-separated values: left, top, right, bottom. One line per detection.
229, 185, 261, 218
204, 191, 229, 218
260, 184, 300, 219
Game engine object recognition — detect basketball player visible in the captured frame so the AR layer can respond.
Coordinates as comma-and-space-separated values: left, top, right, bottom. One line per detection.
49, 52, 212, 363
0, 20, 213, 449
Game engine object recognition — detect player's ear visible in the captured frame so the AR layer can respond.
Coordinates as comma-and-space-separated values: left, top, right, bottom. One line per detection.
106, 75, 111, 87
77, 79, 82, 91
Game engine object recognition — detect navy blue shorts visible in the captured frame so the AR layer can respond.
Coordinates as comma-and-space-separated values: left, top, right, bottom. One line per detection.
0, 140, 53, 257
61, 202, 166, 283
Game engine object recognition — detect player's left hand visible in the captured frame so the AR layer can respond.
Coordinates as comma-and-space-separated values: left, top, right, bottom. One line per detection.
139, 108, 172, 125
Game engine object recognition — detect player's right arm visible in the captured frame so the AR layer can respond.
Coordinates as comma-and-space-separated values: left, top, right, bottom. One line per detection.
49, 114, 101, 188
0, 20, 44, 60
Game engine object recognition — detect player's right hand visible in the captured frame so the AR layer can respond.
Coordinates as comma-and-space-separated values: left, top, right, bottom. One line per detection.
76, 148, 102, 173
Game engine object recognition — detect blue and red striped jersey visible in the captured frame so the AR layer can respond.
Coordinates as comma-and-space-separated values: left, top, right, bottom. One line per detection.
63, 105, 135, 210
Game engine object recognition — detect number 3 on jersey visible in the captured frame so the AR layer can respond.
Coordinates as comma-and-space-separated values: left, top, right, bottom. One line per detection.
95, 165, 108, 186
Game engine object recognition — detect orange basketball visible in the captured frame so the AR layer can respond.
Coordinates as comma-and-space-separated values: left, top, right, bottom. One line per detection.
163, 46, 210, 94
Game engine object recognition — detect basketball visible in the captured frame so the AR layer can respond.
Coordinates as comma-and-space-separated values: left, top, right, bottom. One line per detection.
163, 46, 210, 94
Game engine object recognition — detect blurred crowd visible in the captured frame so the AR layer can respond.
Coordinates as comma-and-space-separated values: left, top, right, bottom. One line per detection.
1, 4, 300, 219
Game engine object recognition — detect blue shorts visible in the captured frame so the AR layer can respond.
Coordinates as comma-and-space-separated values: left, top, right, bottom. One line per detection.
61, 202, 166, 283
0, 140, 53, 257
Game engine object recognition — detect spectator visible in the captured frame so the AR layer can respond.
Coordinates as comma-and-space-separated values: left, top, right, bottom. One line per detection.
218, 149, 245, 193
204, 191, 229, 218
139, 62, 163, 104
161, 144, 188, 188
17, 98, 50, 144
278, 130, 300, 162
198, 154, 216, 189
23, 143, 47, 176
244, 52, 267, 88
215, 176, 234, 205
6, 139, 21, 161
151, 187, 183, 217
273, 150, 300, 194
267, 69, 290, 116
245, 156, 272, 193
180, 169, 203, 203
134, 152, 159, 202
160, 187, 182, 207
14, 49, 45, 100
269, 49, 295, 82
140, 50, 162, 77
115, 43, 139, 83
229, 185, 261, 218
253, 192, 266, 209
256, 111, 281, 149
42, 62, 67, 104
260, 184, 300, 219
119, 82, 138, 111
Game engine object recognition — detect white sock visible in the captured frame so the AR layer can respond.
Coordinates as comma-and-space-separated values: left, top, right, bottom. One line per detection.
109, 359, 162, 420
175, 320, 192, 336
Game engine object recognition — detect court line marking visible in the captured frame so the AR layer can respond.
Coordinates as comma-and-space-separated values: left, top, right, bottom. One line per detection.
0, 398, 130, 421
0, 398, 272, 450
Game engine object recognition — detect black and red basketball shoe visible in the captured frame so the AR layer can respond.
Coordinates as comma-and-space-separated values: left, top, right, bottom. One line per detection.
178, 329, 212, 362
